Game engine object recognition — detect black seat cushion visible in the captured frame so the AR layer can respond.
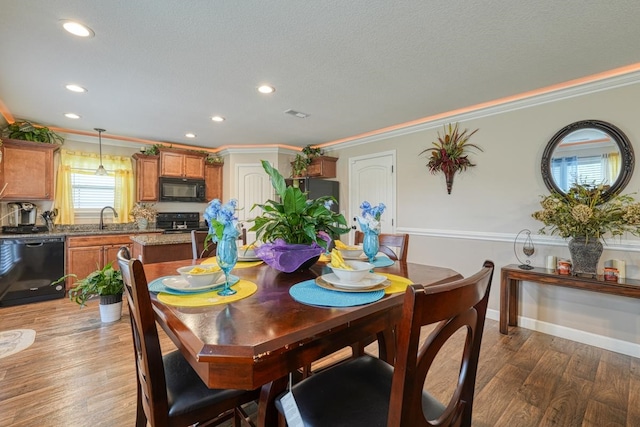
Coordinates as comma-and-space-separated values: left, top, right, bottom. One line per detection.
163, 350, 249, 418
276, 355, 445, 427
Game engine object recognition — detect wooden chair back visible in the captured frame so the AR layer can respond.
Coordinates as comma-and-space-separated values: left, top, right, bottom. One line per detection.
354, 231, 409, 261
117, 247, 169, 426
389, 260, 494, 427
191, 228, 247, 259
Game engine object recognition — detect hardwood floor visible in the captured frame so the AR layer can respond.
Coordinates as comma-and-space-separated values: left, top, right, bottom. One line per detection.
0, 297, 638, 426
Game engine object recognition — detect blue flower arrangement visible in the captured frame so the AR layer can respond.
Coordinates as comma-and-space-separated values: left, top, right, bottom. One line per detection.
357, 201, 386, 233
204, 198, 240, 242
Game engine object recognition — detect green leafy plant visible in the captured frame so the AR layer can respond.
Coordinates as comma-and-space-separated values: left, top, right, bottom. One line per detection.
139, 144, 164, 155
1, 120, 64, 144
250, 160, 349, 249
532, 182, 640, 242
301, 144, 324, 159
205, 154, 224, 164
291, 154, 309, 177
57, 263, 124, 307
420, 122, 481, 174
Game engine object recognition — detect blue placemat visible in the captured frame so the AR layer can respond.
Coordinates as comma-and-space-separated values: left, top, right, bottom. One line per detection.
370, 256, 394, 268
148, 275, 240, 295
289, 279, 384, 307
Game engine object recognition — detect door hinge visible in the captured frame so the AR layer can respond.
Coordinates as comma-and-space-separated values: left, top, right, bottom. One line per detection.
391, 165, 394, 173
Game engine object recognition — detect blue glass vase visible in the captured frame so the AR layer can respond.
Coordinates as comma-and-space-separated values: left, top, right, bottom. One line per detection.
216, 236, 238, 296
362, 228, 380, 263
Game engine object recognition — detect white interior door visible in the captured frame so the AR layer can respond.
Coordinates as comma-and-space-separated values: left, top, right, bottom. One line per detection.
348, 151, 395, 242
236, 163, 273, 242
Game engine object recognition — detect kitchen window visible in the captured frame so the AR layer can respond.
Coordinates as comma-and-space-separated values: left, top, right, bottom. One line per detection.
55, 149, 135, 224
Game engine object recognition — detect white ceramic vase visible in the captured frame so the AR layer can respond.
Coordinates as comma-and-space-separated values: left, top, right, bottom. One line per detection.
137, 218, 149, 230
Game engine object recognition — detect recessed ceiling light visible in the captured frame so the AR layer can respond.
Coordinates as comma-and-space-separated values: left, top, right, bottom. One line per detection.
64, 113, 81, 119
257, 85, 275, 94
211, 116, 225, 122
65, 84, 87, 93
61, 20, 95, 38
185, 133, 196, 138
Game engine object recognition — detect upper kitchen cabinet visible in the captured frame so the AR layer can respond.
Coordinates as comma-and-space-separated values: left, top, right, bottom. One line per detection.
307, 156, 338, 178
205, 163, 223, 201
0, 138, 59, 200
132, 153, 159, 201
159, 147, 206, 179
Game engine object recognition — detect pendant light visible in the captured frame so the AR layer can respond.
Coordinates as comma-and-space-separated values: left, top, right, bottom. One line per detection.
95, 128, 107, 176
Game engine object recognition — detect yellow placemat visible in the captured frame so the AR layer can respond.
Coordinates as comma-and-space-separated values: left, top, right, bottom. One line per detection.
201, 257, 263, 268
380, 273, 414, 294
157, 280, 257, 307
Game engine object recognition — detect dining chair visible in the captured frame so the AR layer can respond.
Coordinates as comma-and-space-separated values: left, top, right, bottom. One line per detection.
116, 247, 259, 427
192, 227, 248, 259
354, 231, 409, 262
276, 260, 494, 427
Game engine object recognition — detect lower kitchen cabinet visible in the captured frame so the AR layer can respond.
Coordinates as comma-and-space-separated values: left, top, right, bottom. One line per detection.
65, 234, 135, 290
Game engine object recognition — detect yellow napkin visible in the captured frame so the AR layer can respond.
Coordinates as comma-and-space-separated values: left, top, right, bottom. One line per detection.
319, 253, 330, 263
201, 257, 263, 268
157, 279, 258, 307
380, 273, 414, 294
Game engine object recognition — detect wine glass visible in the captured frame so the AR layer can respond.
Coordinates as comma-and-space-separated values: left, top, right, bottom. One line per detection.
216, 237, 238, 296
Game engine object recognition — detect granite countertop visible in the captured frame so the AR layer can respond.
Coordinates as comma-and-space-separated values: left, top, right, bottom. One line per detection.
0, 223, 163, 240
130, 233, 192, 246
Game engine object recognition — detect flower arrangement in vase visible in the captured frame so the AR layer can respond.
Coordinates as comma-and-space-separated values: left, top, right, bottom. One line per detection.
204, 198, 240, 295
250, 160, 350, 272
532, 182, 640, 275
130, 202, 157, 230
356, 201, 386, 262
419, 122, 481, 194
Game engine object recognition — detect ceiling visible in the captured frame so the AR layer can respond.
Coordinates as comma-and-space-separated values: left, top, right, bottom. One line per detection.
1, 0, 640, 151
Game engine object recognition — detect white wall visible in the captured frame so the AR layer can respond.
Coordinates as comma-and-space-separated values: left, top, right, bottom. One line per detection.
332, 78, 640, 356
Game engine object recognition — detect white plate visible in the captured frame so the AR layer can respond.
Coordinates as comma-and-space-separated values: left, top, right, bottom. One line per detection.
320, 272, 387, 290
162, 275, 226, 292
315, 276, 390, 293
237, 255, 262, 262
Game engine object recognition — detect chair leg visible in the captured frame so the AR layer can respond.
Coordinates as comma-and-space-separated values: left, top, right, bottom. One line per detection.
135, 399, 146, 427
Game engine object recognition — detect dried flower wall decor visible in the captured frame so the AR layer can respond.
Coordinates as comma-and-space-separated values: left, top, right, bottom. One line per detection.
420, 122, 481, 194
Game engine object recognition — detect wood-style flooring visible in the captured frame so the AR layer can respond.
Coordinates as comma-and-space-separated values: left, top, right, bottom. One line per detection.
0, 297, 638, 426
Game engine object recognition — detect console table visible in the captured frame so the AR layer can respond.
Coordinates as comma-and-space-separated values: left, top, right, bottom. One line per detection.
500, 264, 640, 334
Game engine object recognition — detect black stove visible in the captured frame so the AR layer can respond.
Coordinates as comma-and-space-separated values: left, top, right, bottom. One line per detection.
2, 225, 48, 234
156, 212, 208, 234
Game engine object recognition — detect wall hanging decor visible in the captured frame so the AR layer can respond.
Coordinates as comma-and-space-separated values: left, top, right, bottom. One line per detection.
420, 122, 481, 194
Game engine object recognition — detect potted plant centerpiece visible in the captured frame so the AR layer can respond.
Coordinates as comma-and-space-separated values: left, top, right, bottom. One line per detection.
250, 160, 350, 272
532, 182, 640, 276
130, 202, 157, 230
57, 263, 125, 323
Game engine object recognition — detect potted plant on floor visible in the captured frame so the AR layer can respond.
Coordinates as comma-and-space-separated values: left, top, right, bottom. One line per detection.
250, 160, 350, 272
62, 263, 125, 323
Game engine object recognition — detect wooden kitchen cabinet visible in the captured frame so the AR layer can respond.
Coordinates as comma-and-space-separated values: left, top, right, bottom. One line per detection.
65, 234, 134, 290
132, 153, 159, 201
306, 156, 338, 178
204, 163, 223, 201
159, 148, 206, 179
0, 138, 59, 200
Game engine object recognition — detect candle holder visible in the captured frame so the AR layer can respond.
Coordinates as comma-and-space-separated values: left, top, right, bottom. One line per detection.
514, 229, 535, 270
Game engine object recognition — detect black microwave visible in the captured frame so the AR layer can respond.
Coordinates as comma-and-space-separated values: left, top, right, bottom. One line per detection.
159, 177, 206, 202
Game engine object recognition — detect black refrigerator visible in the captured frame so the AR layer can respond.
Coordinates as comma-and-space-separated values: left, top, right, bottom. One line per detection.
285, 178, 340, 213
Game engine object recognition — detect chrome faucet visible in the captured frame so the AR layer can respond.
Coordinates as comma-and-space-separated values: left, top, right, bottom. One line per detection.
99, 206, 118, 229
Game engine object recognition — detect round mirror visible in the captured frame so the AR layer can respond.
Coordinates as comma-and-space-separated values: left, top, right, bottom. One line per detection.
541, 120, 634, 201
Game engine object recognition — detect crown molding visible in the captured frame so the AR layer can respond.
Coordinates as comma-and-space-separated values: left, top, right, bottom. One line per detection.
331, 70, 640, 151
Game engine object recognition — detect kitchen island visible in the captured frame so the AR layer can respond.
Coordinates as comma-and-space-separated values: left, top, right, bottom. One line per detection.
130, 232, 194, 263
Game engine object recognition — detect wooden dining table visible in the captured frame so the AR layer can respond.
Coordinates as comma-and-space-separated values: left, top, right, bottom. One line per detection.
143, 258, 462, 426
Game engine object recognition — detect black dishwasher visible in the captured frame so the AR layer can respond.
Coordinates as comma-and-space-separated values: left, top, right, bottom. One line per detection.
0, 236, 66, 307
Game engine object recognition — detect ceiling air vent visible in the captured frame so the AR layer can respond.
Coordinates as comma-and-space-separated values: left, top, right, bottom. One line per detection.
284, 109, 310, 118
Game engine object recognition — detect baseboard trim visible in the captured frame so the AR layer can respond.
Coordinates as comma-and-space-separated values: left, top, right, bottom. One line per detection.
485, 308, 640, 358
